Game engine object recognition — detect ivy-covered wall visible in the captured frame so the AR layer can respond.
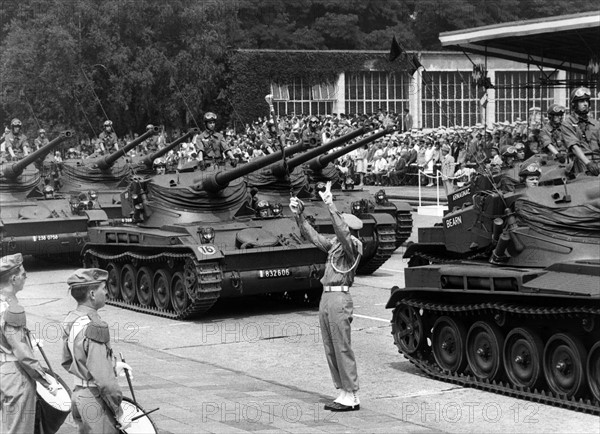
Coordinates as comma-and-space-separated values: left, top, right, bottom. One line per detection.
226, 50, 412, 127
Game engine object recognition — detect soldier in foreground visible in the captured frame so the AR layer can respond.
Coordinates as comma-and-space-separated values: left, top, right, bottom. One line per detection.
61, 268, 132, 433
0, 253, 58, 434
290, 182, 362, 411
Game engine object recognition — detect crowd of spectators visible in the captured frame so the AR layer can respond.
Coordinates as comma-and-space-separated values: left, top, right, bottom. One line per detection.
2, 110, 552, 192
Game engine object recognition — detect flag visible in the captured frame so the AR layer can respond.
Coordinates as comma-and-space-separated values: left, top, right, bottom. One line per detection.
389, 36, 403, 62
409, 54, 423, 74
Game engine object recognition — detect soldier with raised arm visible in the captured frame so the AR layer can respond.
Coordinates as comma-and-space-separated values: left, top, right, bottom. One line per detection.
290, 182, 363, 412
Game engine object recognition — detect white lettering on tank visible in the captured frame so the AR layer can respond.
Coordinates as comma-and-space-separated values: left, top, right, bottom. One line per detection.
445, 216, 462, 228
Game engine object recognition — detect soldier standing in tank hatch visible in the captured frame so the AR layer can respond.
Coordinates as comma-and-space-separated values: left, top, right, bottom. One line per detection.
194, 112, 236, 166
539, 104, 567, 163
561, 87, 600, 176
61, 268, 133, 433
1, 253, 59, 434
301, 116, 323, 148
99, 120, 118, 153
290, 182, 362, 412
34, 128, 50, 151
4, 118, 30, 160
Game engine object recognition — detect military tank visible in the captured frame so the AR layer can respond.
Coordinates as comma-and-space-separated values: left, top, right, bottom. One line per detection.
386, 159, 600, 413
59, 125, 160, 218
304, 128, 413, 266
0, 131, 109, 258
80, 139, 328, 319
247, 126, 407, 275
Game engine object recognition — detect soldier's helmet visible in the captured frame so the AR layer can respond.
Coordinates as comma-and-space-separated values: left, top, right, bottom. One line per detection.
547, 104, 565, 117
11, 118, 22, 128
204, 112, 218, 122
309, 116, 319, 124
38, 128, 46, 134
570, 87, 591, 106
255, 200, 271, 218
103, 120, 113, 127
519, 162, 541, 178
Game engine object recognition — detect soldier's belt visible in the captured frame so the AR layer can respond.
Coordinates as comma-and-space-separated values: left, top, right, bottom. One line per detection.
0, 352, 18, 362
323, 286, 350, 293
72, 376, 98, 388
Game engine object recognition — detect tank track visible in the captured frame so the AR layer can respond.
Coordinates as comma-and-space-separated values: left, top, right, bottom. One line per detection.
391, 298, 600, 414
84, 248, 222, 320
395, 210, 413, 248
357, 222, 397, 275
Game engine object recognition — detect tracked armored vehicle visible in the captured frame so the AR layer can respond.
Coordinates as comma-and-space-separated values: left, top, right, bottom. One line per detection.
60, 125, 160, 218
386, 160, 600, 413
0, 131, 109, 258
247, 126, 411, 274
81, 140, 327, 319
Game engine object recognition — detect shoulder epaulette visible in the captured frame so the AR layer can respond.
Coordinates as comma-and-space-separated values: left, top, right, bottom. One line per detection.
4, 304, 26, 327
84, 318, 110, 343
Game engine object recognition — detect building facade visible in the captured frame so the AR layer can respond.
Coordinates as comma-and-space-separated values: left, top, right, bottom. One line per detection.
262, 50, 598, 128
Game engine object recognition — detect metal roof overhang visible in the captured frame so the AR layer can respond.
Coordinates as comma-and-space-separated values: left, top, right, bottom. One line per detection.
439, 11, 600, 74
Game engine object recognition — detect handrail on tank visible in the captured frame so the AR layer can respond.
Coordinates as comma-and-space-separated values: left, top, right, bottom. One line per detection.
307, 127, 393, 172
2, 130, 74, 179
194, 141, 313, 193
268, 124, 371, 178
139, 128, 201, 168
95, 125, 160, 170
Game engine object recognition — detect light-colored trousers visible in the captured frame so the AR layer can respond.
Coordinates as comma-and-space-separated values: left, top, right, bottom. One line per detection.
1, 361, 37, 434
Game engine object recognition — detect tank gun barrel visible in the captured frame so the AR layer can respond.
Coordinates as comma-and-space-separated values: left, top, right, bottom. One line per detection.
96, 125, 160, 170
269, 125, 371, 178
307, 128, 393, 172
196, 141, 312, 193
139, 128, 201, 168
2, 130, 73, 179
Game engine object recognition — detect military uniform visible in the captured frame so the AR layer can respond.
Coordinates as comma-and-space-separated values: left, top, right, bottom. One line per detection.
295, 202, 362, 410
99, 130, 118, 152
4, 132, 30, 158
195, 130, 230, 162
539, 122, 566, 153
61, 269, 123, 434
34, 135, 50, 151
562, 113, 600, 175
0, 253, 53, 434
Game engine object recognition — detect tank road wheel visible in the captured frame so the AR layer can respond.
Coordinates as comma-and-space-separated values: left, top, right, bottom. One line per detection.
432, 316, 468, 373
543, 333, 588, 398
152, 269, 171, 310
392, 305, 427, 356
586, 342, 600, 402
120, 264, 138, 303
503, 327, 544, 389
136, 266, 154, 307
466, 321, 505, 381
105, 262, 122, 300
171, 272, 190, 314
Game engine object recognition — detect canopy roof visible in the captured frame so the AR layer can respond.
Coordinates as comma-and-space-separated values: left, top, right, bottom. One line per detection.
439, 11, 600, 73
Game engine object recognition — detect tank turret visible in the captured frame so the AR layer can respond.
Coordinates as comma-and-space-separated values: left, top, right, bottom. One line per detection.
2, 131, 73, 179
95, 125, 160, 170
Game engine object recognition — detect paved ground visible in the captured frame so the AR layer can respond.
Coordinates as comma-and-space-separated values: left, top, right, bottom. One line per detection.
12, 206, 600, 434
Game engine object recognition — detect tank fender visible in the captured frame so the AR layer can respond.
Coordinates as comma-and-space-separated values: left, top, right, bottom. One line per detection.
391, 200, 412, 212
386, 285, 406, 309
84, 209, 108, 223
366, 212, 396, 226
189, 244, 224, 261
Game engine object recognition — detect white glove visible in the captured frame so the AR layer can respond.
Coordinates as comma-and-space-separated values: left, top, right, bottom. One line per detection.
31, 336, 43, 348
318, 181, 333, 205
289, 197, 304, 215
115, 361, 133, 380
45, 375, 59, 396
